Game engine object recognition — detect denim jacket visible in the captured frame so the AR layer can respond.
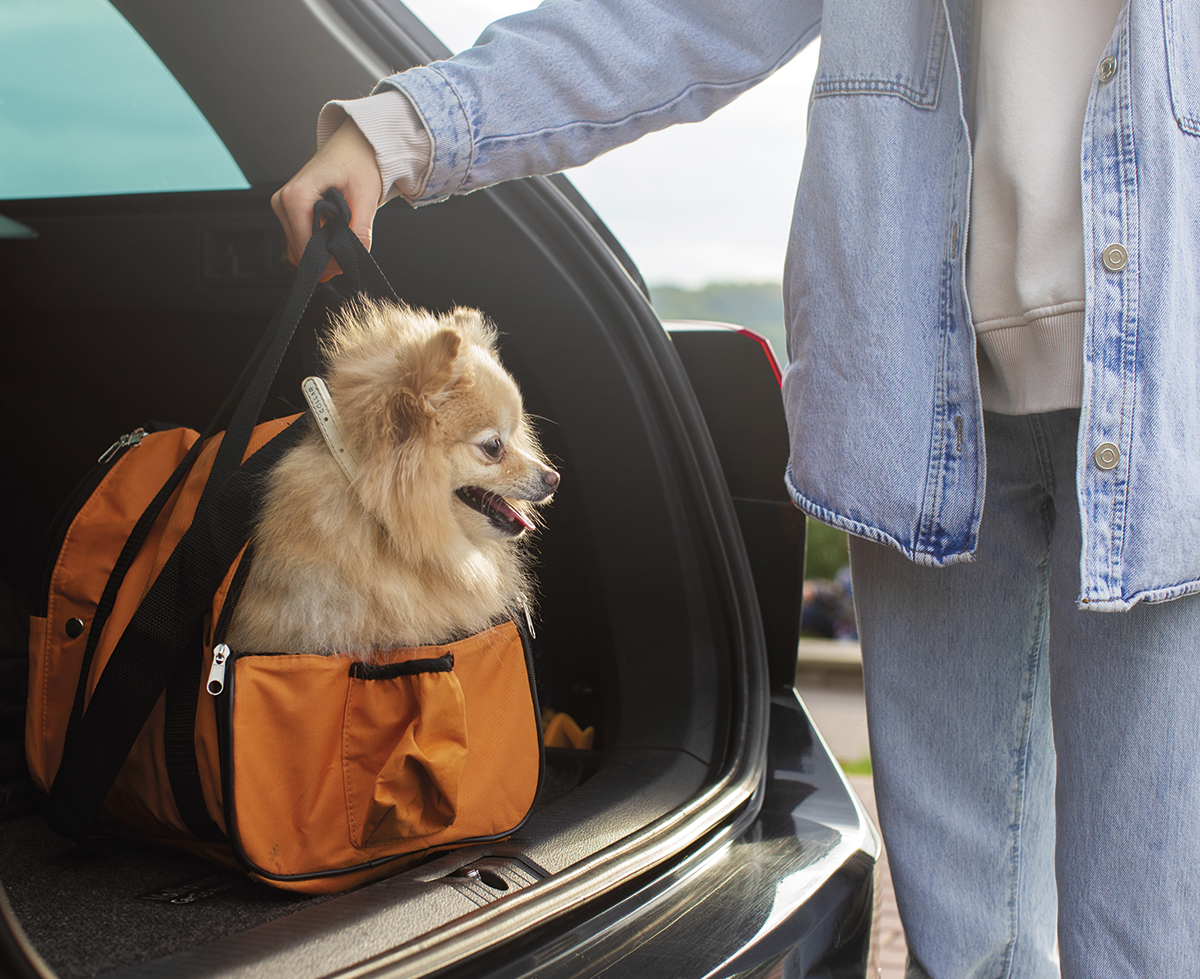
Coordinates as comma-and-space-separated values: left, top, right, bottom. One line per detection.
385, 0, 1200, 611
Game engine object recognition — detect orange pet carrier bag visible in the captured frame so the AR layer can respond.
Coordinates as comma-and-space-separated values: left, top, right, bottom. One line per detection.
25, 194, 544, 894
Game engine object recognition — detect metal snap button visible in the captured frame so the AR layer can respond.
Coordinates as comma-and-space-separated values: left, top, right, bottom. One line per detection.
65, 617, 86, 639
1101, 243, 1128, 272
1099, 56, 1118, 82
1094, 442, 1120, 471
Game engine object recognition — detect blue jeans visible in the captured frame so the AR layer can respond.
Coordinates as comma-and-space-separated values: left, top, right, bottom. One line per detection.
850, 410, 1200, 979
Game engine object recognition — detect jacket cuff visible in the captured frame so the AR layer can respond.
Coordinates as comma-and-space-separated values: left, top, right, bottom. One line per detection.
316, 90, 433, 205
374, 66, 475, 205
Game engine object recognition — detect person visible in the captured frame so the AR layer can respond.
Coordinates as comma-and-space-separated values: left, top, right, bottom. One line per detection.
272, 2, 1200, 975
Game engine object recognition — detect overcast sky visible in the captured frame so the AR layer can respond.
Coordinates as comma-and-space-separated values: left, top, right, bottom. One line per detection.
405, 1, 820, 289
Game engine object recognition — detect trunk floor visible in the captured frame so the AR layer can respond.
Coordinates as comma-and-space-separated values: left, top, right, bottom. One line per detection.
2, 811, 335, 978
1, 755, 590, 978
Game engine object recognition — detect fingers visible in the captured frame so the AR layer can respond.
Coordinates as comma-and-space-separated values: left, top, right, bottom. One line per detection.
271, 118, 384, 276
269, 184, 311, 270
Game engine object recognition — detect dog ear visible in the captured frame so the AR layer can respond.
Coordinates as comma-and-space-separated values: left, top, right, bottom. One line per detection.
441, 307, 497, 351
389, 328, 462, 438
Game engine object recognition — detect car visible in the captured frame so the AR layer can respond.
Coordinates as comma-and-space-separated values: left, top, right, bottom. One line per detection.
0, 1, 880, 977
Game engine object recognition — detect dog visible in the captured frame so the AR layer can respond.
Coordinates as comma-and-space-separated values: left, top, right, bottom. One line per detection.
225, 299, 559, 657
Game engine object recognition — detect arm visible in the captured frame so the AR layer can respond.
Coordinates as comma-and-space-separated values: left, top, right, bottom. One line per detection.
388, 0, 821, 203
275, 0, 821, 268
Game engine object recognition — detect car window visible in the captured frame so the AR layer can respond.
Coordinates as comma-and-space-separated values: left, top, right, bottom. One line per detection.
0, 0, 249, 200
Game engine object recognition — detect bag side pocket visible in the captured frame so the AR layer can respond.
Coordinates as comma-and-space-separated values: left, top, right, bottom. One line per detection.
343, 654, 468, 849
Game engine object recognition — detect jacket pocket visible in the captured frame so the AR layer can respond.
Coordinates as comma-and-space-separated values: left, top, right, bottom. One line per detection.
1164, 0, 1200, 135
342, 653, 468, 849
813, 0, 948, 109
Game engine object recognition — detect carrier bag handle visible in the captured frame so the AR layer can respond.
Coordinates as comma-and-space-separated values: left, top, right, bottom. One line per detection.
46, 193, 396, 845
62, 193, 396, 747
63, 189, 395, 740
59, 190, 366, 748
207, 191, 395, 492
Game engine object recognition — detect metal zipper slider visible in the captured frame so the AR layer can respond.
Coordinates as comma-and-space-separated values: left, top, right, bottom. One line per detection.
97, 427, 147, 464
207, 644, 231, 695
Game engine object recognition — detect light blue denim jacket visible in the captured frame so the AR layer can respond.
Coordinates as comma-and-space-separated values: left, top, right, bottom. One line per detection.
385, 0, 1200, 611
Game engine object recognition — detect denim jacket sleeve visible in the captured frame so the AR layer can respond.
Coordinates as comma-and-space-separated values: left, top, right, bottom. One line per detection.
378, 0, 821, 204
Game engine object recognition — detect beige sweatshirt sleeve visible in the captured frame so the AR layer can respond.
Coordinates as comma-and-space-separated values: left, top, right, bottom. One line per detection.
317, 89, 434, 205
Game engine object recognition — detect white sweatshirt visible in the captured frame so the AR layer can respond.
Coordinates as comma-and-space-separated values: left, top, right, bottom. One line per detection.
967, 0, 1123, 413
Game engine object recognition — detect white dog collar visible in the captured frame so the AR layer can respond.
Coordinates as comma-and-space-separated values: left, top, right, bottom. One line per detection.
301, 376, 359, 484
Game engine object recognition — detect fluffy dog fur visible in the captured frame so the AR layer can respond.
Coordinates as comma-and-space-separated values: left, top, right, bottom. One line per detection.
225, 300, 558, 657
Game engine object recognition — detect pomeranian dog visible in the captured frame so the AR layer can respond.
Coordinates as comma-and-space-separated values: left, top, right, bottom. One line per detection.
225, 299, 559, 657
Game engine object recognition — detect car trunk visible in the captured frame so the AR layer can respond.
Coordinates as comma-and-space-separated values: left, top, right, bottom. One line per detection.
0, 0, 829, 971
0, 167, 788, 976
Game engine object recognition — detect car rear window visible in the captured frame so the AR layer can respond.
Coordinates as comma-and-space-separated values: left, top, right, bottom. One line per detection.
0, 0, 249, 200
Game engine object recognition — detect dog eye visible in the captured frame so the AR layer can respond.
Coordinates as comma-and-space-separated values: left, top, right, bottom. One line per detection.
481, 438, 503, 460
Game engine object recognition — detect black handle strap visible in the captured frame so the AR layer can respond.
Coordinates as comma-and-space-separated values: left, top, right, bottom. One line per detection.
46, 192, 395, 844
207, 194, 395, 492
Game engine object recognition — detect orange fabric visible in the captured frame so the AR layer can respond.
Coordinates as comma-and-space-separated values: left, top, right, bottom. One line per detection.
29, 419, 542, 895
27, 419, 299, 792
221, 622, 539, 892
90, 417, 297, 714
343, 668, 468, 847
543, 711, 596, 750
26, 425, 200, 791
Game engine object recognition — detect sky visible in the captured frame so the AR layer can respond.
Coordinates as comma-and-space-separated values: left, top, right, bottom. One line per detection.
404, 1, 820, 289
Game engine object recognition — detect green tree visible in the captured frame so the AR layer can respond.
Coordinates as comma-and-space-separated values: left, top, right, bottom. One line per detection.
650, 282, 787, 364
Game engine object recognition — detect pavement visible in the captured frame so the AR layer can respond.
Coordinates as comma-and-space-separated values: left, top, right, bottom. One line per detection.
794, 639, 908, 979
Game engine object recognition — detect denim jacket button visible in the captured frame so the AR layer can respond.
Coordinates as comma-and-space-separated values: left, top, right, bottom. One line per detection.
1094, 442, 1120, 471
1099, 56, 1118, 82
1102, 243, 1128, 271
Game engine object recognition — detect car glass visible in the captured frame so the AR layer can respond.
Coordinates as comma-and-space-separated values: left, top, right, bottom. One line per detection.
0, 0, 248, 200
400, 0, 534, 55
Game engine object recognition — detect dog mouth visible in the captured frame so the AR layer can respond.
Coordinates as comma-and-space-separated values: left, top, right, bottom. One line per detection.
456, 487, 535, 536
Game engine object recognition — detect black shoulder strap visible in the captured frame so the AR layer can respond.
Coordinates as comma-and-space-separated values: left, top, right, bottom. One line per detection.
45, 192, 394, 845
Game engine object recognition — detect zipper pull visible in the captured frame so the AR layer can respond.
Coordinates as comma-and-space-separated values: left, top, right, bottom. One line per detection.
207, 644, 230, 695
97, 427, 147, 464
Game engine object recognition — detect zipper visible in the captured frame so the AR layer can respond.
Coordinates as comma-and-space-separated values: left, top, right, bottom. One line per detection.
34, 425, 155, 617
209, 573, 240, 858
213, 647, 236, 858
97, 427, 148, 464
206, 547, 260, 869
207, 547, 258, 860
207, 644, 231, 696
206, 547, 255, 697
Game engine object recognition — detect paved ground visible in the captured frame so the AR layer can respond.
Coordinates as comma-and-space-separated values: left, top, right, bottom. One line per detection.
795, 642, 908, 979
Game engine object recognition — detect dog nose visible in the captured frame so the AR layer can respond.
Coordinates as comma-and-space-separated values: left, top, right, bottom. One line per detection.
543, 469, 560, 489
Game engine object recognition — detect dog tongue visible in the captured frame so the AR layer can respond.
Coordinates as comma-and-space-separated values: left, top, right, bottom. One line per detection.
479, 490, 534, 530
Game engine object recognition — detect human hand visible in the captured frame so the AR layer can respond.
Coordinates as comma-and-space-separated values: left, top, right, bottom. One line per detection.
271, 116, 383, 281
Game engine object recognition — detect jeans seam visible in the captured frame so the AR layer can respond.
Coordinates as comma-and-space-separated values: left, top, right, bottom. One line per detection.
1026, 414, 1056, 500
1001, 534, 1052, 979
